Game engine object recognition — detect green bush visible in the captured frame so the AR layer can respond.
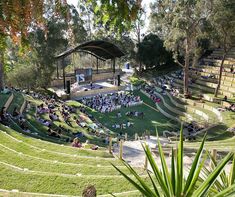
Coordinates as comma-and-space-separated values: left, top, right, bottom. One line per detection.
130, 76, 144, 87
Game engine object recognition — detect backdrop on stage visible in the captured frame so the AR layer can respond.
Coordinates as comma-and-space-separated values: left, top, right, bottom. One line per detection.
75, 68, 92, 83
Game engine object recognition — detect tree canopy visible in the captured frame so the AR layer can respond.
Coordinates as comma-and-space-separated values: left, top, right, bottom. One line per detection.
137, 33, 173, 69
0, 0, 143, 90
150, 0, 214, 96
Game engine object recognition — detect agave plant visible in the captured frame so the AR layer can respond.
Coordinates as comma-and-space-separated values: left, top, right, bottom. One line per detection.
112, 128, 234, 197
201, 153, 235, 197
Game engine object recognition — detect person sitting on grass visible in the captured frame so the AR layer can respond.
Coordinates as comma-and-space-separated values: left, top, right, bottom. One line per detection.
126, 120, 134, 127
38, 118, 51, 127
117, 111, 122, 118
91, 144, 99, 150
37, 104, 49, 114
49, 112, 59, 121
72, 137, 82, 148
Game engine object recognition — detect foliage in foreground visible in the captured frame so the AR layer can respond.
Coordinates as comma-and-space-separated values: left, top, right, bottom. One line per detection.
113, 128, 234, 197
202, 153, 235, 197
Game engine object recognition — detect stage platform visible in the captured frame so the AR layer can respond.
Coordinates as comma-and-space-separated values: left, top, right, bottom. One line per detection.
54, 81, 123, 99
70, 81, 121, 98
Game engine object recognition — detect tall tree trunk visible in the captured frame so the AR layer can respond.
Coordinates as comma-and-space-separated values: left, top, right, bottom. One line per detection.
0, 51, 4, 90
214, 53, 226, 97
137, 22, 142, 73
184, 39, 190, 97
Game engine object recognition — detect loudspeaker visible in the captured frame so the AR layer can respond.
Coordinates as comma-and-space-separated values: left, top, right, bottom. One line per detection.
66, 80, 71, 94
117, 75, 121, 86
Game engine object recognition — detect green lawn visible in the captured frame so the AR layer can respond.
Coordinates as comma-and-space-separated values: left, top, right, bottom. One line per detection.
0, 124, 149, 196
0, 164, 142, 195
69, 91, 180, 138
0, 124, 112, 158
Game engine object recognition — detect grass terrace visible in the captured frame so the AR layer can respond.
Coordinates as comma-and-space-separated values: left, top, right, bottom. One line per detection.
0, 125, 150, 195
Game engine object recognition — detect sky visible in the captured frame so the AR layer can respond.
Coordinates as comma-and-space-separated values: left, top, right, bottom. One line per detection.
67, 0, 154, 35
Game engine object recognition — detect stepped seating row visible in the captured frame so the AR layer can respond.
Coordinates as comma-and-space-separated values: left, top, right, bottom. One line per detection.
190, 72, 235, 87
141, 89, 220, 140
154, 75, 224, 123
140, 89, 181, 123
0, 97, 145, 196
153, 90, 207, 123
204, 47, 235, 60
193, 79, 235, 93
192, 67, 235, 79
196, 64, 235, 72
171, 74, 235, 98
190, 75, 235, 94
164, 91, 222, 123
141, 88, 211, 128
6, 93, 74, 143
150, 81, 223, 124
203, 58, 235, 66
211, 48, 235, 57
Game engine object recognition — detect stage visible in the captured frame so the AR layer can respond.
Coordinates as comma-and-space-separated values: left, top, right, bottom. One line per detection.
69, 81, 119, 98
54, 81, 122, 99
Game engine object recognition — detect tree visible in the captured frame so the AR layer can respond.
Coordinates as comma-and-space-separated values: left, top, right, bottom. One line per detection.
150, 0, 213, 97
68, 4, 88, 45
137, 33, 173, 70
0, 0, 142, 90
131, 8, 146, 72
82, 0, 142, 36
209, 0, 235, 97
29, 18, 69, 88
0, 0, 68, 90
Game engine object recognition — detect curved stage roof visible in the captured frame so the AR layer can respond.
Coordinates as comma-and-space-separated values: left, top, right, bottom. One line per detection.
55, 40, 125, 60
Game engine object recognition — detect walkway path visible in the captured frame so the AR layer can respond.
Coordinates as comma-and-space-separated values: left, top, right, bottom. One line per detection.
113, 136, 177, 168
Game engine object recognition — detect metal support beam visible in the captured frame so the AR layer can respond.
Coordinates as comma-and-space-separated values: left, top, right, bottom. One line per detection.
96, 58, 98, 74
56, 61, 59, 79
62, 58, 66, 90
113, 58, 116, 73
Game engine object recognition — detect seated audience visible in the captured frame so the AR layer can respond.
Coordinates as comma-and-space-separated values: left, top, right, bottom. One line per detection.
80, 91, 142, 113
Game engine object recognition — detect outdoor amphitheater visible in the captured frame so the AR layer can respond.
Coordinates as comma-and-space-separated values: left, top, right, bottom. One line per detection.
0, 1, 235, 197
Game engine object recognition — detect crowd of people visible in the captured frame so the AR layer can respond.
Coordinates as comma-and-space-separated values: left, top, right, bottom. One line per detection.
142, 84, 161, 103
80, 92, 142, 113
